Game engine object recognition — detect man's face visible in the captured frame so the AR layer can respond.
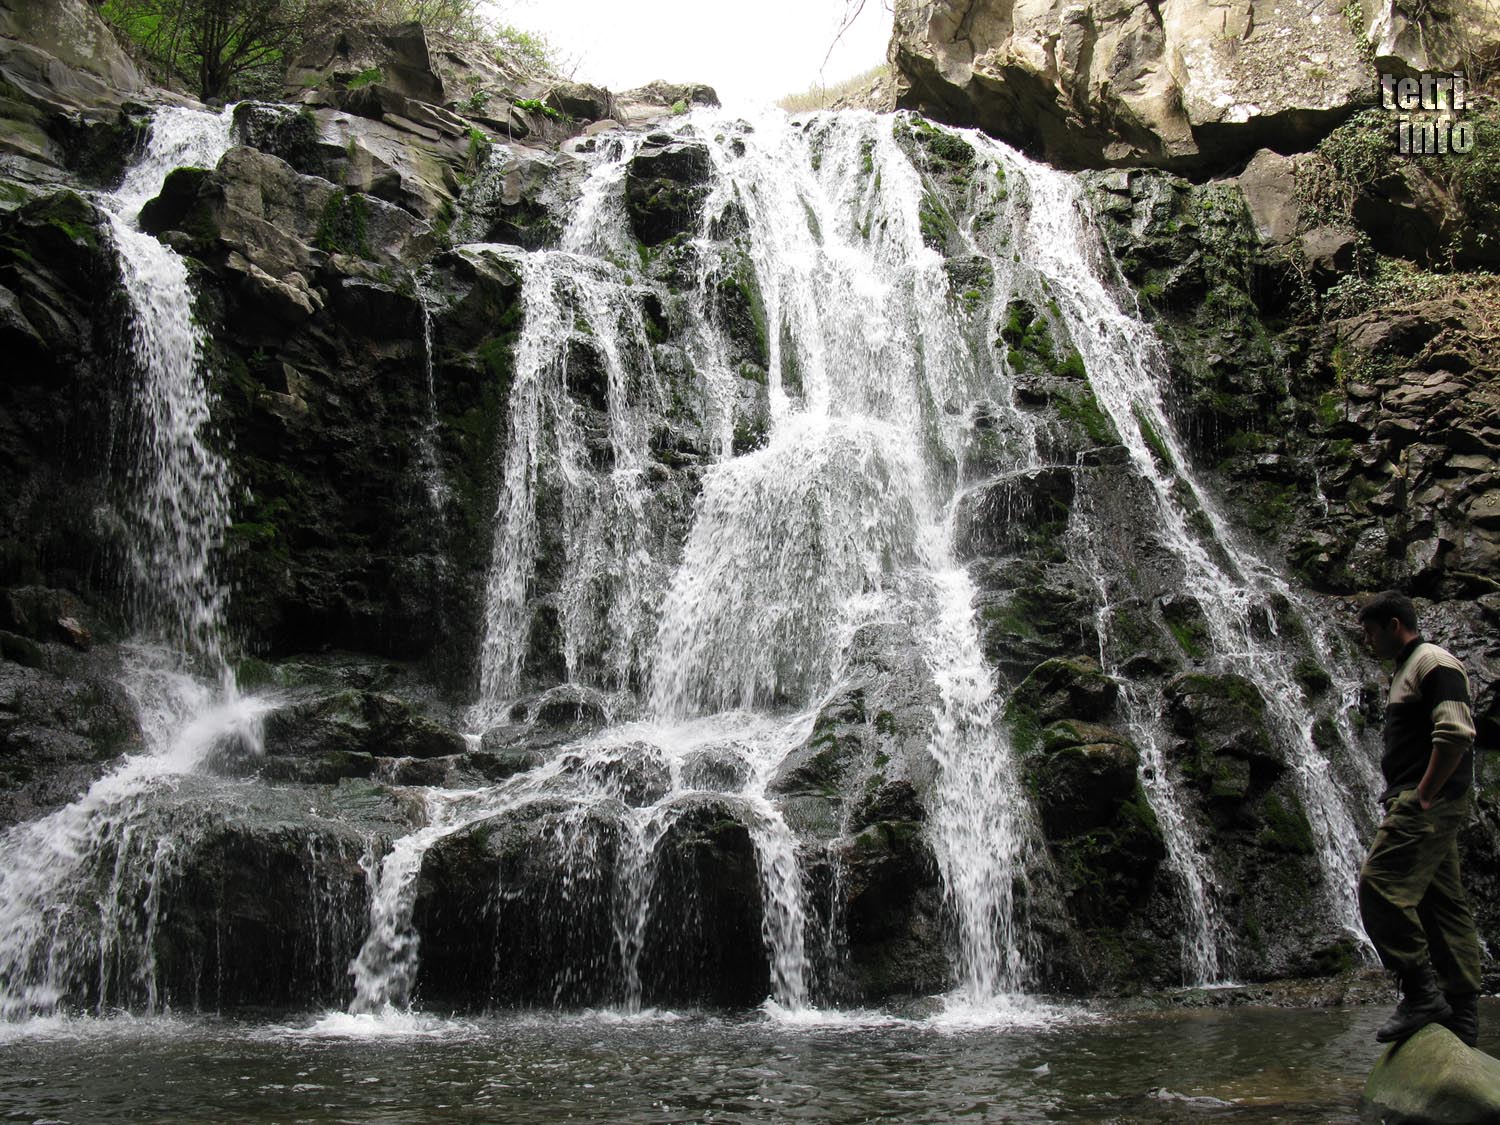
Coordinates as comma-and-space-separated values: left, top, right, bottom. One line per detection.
1362, 616, 1402, 660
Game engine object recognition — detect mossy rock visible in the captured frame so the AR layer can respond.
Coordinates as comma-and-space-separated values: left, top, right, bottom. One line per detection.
1009, 655, 1119, 726
1364, 1023, 1500, 1125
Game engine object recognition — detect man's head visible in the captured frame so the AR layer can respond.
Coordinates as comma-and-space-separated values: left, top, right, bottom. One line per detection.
1358, 589, 1420, 660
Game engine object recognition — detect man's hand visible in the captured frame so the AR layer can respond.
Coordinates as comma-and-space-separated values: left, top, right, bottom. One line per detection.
1417, 744, 1466, 810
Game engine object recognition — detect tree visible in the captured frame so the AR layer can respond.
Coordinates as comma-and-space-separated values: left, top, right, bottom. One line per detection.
103, 0, 347, 101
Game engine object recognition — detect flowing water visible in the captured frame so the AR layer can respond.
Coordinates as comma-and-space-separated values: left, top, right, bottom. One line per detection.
995, 152, 1378, 946
353, 107, 1383, 1021
0, 106, 271, 1020
6, 999, 1490, 1123
0, 102, 1383, 1039
103, 105, 237, 679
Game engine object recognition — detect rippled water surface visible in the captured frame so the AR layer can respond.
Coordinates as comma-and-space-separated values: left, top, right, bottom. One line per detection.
6, 999, 1495, 1123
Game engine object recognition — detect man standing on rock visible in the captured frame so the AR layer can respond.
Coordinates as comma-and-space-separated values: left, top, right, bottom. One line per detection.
1357, 590, 1482, 1048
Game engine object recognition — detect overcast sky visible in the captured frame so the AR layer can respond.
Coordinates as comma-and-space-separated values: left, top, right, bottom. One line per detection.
489, 0, 895, 107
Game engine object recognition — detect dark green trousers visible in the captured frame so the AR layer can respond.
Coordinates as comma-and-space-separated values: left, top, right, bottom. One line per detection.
1358, 788, 1482, 993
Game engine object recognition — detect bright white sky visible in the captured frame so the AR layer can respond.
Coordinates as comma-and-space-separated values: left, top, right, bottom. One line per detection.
489, 0, 895, 108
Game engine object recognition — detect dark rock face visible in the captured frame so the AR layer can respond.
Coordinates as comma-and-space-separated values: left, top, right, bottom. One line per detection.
0, 642, 139, 827
151, 815, 375, 1010
0, 191, 126, 600
412, 795, 769, 1009
625, 141, 713, 246
6, 0, 1500, 1021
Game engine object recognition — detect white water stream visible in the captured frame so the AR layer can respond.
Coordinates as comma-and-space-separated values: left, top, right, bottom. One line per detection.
0, 103, 1378, 1023
0, 106, 272, 1019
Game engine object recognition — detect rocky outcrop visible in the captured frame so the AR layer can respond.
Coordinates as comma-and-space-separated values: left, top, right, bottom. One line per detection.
410, 794, 769, 1009
0, 594, 139, 827
0, 0, 150, 189
889, 0, 1500, 173
1363, 1023, 1500, 1124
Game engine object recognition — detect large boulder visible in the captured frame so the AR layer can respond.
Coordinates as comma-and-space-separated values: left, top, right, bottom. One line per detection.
0, 0, 143, 113
625, 140, 713, 246
1363, 1023, 1500, 1124
889, 0, 1498, 173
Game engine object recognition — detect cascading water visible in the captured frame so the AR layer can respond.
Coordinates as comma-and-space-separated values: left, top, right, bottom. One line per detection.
990, 150, 1378, 941
429, 111, 1055, 1017
0, 99, 1384, 1026
1070, 493, 1229, 985
0, 105, 269, 1020
105, 106, 237, 680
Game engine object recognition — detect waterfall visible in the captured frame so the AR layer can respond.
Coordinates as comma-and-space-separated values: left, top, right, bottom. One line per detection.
103, 105, 237, 680
0, 106, 255, 1020
0, 100, 1380, 1022
413, 273, 451, 514
985, 146, 1376, 940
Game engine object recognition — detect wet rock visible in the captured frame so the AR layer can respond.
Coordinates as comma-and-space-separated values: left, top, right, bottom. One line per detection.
452, 144, 584, 249
1026, 721, 1139, 837
834, 817, 947, 999
261, 690, 465, 763
1363, 1023, 1500, 1124
1009, 655, 1118, 725
625, 141, 712, 246
770, 685, 867, 799
954, 467, 1074, 560
0, 655, 140, 827
680, 746, 752, 792
0, 586, 94, 646
526, 683, 610, 730
971, 560, 1101, 680
413, 798, 624, 1009
638, 796, 769, 1006
138, 145, 437, 302
558, 742, 670, 807
148, 782, 405, 1012
1164, 673, 1280, 796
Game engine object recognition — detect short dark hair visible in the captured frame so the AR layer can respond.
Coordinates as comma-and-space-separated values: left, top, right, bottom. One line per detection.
1358, 590, 1418, 631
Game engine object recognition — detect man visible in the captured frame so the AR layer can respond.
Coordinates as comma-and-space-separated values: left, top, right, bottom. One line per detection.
1357, 589, 1482, 1048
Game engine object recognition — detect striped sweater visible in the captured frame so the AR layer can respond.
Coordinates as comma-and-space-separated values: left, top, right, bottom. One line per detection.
1382, 637, 1476, 802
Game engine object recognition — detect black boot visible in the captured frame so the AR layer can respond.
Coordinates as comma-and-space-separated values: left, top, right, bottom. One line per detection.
1440, 991, 1480, 1048
1375, 967, 1453, 1043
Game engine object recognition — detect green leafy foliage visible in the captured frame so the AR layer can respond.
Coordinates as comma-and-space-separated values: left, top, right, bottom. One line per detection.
514, 97, 562, 120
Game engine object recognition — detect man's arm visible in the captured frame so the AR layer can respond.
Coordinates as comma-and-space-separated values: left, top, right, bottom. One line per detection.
1416, 658, 1475, 808
1417, 744, 1468, 808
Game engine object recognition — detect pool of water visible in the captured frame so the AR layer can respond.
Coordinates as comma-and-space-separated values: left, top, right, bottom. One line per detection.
2, 999, 1493, 1123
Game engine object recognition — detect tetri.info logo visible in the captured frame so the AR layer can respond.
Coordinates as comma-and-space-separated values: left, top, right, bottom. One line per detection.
1379, 71, 1476, 154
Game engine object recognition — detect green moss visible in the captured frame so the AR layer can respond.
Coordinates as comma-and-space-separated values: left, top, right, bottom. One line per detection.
1057, 386, 1117, 447
1256, 792, 1316, 854
1243, 482, 1296, 536
1166, 616, 1207, 661
918, 191, 955, 251
314, 190, 370, 257
514, 97, 563, 120
1056, 347, 1085, 379
1316, 391, 1342, 426
1293, 657, 1332, 697
1131, 403, 1174, 468
346, 66, 383, 90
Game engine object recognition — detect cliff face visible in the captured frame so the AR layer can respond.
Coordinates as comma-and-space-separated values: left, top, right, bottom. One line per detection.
2, 0, 1500, 1017
890, 0, 1500, 173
